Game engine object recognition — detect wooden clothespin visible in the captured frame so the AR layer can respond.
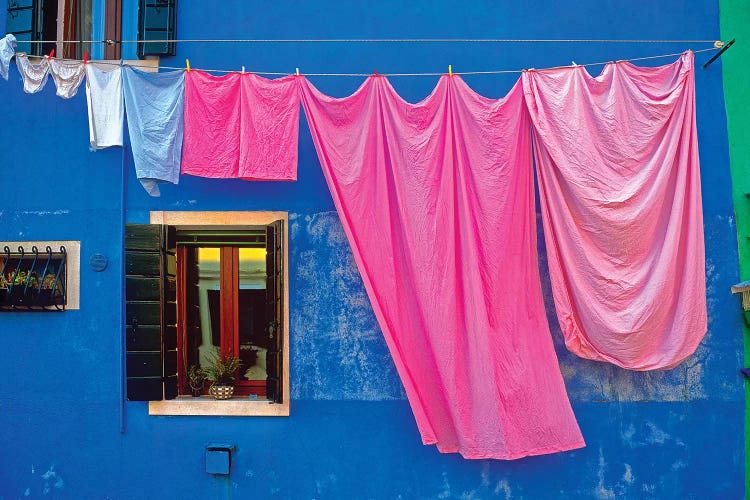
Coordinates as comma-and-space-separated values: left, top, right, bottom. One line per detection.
185, 59, 191, 72
448, 64, 452, 76
83, 51, 89, 65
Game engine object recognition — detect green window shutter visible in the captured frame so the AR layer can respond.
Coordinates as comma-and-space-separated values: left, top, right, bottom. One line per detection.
137, 0, 176, 58
125, 224, 178, 401
265, 220, 284, 403
6, 0, 38, 55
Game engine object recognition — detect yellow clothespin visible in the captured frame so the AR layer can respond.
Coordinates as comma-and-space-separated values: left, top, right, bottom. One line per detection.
185, 59, 191, 72
448, 64, 452, 76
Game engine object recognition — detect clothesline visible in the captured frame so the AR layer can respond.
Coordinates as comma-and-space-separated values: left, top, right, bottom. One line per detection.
15, 46, 722, 77
29, 38, 724, 44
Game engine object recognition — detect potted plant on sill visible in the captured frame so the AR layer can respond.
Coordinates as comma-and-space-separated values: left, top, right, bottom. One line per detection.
36, 272, 59, 306
0, 274, 8, 303
187, 364, 206, 397
8, 271, 35, 306
204, 353, 241, 400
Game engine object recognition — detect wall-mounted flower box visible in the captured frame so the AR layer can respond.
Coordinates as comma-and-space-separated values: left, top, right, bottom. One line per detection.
0, 245, 67, 311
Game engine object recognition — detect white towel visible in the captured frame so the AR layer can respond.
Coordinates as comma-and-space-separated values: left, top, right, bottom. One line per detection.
15, 53, 49, 93
49, 59, 85, 98
0, 34, 17, 80
85, 63, 123, 149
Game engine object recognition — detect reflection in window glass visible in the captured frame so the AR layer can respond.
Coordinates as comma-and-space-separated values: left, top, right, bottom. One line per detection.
239, 248, 267, 381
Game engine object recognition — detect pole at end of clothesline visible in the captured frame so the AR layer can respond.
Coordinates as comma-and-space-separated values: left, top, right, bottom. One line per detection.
702, 39, 735, 69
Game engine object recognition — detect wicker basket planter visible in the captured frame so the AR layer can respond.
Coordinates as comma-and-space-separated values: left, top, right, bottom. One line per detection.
209, 385, 235, 400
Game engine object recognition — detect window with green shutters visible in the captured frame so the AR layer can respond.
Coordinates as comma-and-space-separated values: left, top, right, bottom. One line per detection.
124, 220, 286, 406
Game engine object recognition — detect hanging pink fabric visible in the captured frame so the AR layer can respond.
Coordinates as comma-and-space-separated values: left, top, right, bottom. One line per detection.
300, 75, 584, 459
181, 71, 299, 180
523, 52, 706, 370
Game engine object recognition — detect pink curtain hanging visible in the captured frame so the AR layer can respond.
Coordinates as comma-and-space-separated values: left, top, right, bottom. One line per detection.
522, 51, 706, 370
181, 71, 299, 180
300, 75, 584, 459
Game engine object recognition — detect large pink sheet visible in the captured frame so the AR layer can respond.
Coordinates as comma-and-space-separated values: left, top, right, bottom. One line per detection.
523, 52, 706, 370
300, 75, 584, 459
181, 71, 299, 180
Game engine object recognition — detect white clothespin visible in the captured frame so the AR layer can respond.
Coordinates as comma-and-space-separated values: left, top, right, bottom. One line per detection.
241, 66, 245, 74
295, 67, 300, 76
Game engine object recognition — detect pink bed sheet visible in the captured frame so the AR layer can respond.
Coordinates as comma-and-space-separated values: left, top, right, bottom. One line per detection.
523, 51, 706, 370
300, 74, 584, 459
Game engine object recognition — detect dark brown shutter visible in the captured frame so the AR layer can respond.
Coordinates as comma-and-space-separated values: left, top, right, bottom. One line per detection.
125, 224, 177, 401
265, 220, 284, 403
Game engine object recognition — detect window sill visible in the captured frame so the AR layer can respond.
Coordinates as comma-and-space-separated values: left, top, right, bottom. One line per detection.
148, 396, 290, 417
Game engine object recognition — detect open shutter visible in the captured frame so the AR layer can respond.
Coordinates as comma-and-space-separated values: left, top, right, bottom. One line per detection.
125, 224, 177, 401
137, 0, 177, 58
265, 220, 284, 403
6, 0, 38, 55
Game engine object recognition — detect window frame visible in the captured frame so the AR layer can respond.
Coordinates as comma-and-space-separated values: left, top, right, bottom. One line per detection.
147, 211, 290, 417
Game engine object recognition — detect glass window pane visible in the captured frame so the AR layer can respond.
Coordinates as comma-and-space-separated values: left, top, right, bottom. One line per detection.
238, 248, 267, 381
197, 247, 220, 369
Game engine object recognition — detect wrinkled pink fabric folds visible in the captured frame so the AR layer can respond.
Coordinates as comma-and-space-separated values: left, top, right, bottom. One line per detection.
181, 71, 299, 180
300, 75, 584, 459
523, 52, 706, 370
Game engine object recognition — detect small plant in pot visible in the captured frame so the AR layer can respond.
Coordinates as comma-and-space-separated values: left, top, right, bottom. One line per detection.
0, 274, 8, 302
204, 353, 241, 400
187, 365, 206, 397
36, 272, 59, 306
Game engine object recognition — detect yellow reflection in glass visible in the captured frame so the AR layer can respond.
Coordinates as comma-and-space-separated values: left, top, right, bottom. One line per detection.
198, 247, 221, 263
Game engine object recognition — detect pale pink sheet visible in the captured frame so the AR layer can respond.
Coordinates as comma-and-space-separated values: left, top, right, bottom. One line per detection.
181, 71, 299, 180
523, 52, 706, 370
300, 75, 584, 459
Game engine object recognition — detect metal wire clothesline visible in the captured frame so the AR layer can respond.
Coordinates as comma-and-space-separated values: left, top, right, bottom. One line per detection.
28, 37, 724, 44
15, 45, 723, 77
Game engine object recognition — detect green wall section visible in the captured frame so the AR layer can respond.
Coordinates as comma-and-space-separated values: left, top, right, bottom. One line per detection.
719, 0, 750, 492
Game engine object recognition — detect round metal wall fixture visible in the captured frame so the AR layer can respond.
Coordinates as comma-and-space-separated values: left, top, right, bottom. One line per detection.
90, 253, 108, 272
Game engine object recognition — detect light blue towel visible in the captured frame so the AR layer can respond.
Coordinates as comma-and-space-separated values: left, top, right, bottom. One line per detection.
122, 67, 185, 196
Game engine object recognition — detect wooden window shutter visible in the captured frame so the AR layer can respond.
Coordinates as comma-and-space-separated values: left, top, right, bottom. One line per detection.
265, 220, 284, 403
125, 224, 177, 401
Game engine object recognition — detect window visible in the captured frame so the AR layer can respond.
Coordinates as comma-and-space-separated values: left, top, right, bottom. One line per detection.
4, 0, 177, 60
125, 212, 290, 417
6, 0, 93, 58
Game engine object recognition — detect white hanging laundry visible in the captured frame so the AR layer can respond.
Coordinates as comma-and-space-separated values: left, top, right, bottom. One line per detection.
15, 53, 49, 93
49, 58, 85, 98
0, 34, 17, 80
85, 62, 123, 149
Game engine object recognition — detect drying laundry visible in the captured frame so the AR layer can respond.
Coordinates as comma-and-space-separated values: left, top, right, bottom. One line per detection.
49, 59, 85, 98
85, 63, 123, 149
300, 75, 584, 459
0, 34, 16, 80
15, 53, 49, 94
122, 67, 185, 196
182, 71, 299, 180
523, 51, 706, 370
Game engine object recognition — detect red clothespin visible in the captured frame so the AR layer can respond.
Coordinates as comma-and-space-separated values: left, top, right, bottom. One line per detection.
83, 51, 89, 65
47, 49, 55, 59
374, 69, 379, 77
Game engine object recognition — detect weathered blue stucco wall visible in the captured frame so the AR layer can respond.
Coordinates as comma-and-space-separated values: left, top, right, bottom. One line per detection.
0, 1, 743, 498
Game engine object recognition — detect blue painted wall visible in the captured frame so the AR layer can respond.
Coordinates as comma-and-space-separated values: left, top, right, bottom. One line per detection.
0, 1, 742, 498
